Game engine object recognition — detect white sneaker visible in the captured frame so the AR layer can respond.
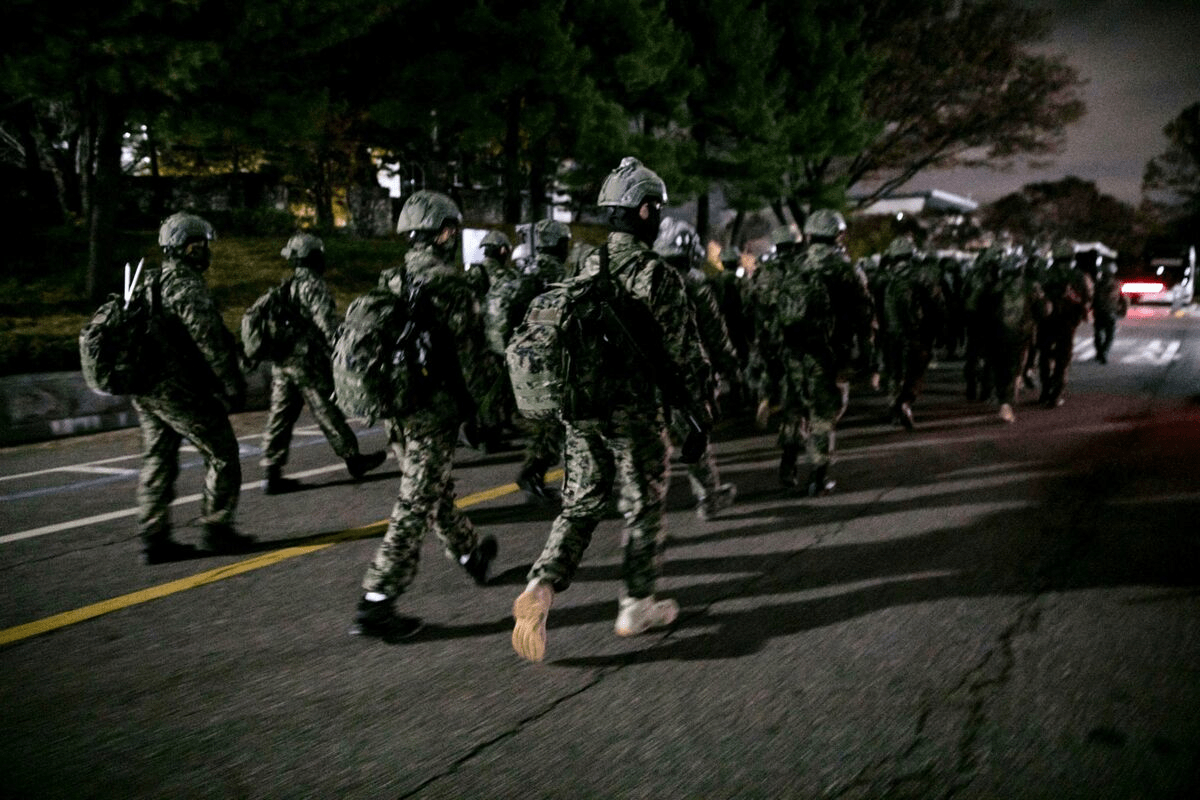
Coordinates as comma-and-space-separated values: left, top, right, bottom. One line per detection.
614, 595, 679, 637
512, 580, 554, 662
697, 483, 737, 521
999, 403, 1016, 424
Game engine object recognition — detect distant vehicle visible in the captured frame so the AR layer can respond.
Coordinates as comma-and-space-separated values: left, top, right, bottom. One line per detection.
1121, 246, 1196, 306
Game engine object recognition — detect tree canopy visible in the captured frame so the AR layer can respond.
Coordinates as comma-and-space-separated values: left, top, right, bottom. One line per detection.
1, 0, 1091, 299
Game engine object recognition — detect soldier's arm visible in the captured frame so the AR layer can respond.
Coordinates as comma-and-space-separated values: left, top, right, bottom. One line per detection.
689, 276, 741, 380
644, 260, 712, 427
163, 270, 244, 401
295, 274, 340, 344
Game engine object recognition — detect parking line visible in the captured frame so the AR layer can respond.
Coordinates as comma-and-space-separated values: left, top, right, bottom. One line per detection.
0, 469, 563, 647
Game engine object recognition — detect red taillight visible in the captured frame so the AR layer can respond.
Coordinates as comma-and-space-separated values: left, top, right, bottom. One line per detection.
1121, 281, 1165, 294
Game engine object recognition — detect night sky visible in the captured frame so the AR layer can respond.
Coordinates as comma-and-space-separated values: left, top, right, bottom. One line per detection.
905, 0, 1200, 207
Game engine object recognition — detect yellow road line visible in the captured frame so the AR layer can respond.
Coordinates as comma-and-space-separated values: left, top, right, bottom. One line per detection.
0, 469, 563, 648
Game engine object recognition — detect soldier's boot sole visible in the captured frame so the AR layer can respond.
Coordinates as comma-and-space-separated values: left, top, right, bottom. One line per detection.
512, 581, 554, 662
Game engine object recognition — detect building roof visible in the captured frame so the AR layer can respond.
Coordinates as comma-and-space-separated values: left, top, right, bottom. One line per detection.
856, 189, 979, 216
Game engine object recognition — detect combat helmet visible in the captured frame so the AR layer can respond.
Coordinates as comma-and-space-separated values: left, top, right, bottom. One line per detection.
598, 156, 668, 208
280, 233, 324, 260
804, 209, 847, 241
653, 216, 702, 262
480, 230, 513, 250
396, 190, 463, 234
885, 236, 916, 260
533, 219, 572, 251
1051, 239, 1076, 264
159, 212, 215, 250
771, 224, 802, 247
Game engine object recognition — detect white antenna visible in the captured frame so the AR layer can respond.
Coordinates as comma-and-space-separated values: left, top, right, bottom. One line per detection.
123, 258, 145, 309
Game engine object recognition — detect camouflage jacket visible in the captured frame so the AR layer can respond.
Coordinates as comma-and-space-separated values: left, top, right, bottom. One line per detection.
882, 256, 947, 337
793, 243, 876, 368
483, 260, 538, 355
1092, 272, 1127, 318
578, 232, 712, 426
378, 245, 489, 419
155, 259, 245, 405
679, 265, 739, 380
281, 265, 340, 367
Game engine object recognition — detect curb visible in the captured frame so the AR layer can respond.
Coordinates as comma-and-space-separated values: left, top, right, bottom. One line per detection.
1, 366, 273, 449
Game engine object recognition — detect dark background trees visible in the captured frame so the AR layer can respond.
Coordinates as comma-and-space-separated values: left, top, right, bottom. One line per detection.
0, 0, 1101, 302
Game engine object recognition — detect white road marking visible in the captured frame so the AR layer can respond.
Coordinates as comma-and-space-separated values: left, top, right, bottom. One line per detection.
0, 461, 361, 546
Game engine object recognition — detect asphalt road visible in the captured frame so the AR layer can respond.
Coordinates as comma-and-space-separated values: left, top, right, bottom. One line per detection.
2, 305, 1198, 799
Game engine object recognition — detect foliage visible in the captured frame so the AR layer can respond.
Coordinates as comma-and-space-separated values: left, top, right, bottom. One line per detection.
1142, 102, 1200, 246
980, 176, 1140, 254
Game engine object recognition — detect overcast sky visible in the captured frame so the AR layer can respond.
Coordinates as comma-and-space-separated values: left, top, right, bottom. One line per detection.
904, 0, 1200, 207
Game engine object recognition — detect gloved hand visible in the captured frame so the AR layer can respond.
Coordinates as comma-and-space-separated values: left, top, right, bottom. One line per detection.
681, 428, 709, 464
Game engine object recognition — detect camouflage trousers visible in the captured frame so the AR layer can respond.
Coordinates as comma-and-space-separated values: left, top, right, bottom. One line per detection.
669, 408, 721, 502
982, 329, 1033, 405
521, 416, 563, 472
1036, 318, 1080, 400
361, 410, 477, 598
885, 332, 936, 407
528, 411, 669, 599
132, 389, 240, 544
778, 351, 848, 468
260, 363, 358, 468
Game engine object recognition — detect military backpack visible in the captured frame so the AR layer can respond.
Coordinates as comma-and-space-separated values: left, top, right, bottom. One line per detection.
79, 261, 164, 396
505, 246, 670, 421
330, 280, 447, 423
776, 263, 837, 349
240, 278, 308, 366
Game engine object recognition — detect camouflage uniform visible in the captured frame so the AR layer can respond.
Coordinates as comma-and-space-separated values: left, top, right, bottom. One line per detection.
1091, 264, 1126, 363
879, 240, 947, 427
966, 248, 1042, 421
133, 213, 246, 559
260, 263, 361, 470
1035, 248, 1093, 406
361, 244, 489, 599
509, 246, 570, 494
527, 229, 711, 597
769, 212, 874, 493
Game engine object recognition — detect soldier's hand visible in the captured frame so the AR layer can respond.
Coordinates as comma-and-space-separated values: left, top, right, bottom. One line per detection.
755, 398, 775, 430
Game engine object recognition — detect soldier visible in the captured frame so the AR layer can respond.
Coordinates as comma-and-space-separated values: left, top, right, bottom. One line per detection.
768, 209, 875, 496
748, 226, 804, 424
256, 233, 387, 495
1091, 259, 1127, 363
352, 191, 498, 639
879, 236, 947, 430
971, 245, 1042, 423
1035, 241, 1093, 407
471, 230, 518, 452
511, 157, 712, 662
134, 212, 254, 563
511, 219, 573, 500
654, 216, 739, 520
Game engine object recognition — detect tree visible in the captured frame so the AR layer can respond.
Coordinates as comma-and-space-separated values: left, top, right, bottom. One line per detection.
806, 0, 1085, 207
1142, 102, 1200, 229
980, 176, 1139, 253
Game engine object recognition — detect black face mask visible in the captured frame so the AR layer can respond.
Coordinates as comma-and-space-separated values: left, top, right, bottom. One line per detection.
182, 241, 211, 271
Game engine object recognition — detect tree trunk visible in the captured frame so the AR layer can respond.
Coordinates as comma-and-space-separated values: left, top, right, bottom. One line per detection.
86, 94, 124, 303
695, 132, 709, 242
503, 95, 523, 223
314, 151, 334, 231
528, 137, 547, 222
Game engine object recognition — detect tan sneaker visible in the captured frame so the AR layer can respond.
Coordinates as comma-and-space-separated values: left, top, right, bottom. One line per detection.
999, 403, 1016, 424
512, 580, 554, 662
614, 595, 679, 637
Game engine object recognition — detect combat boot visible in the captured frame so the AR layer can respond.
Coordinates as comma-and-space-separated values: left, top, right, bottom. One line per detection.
614, 595, 679, 637
346, 450, 388, 480
512, 580, 555, 662
262, 464, 301, 495
697, 483, 737, 521
805, 464, 836, 497
203, 523, 256, 555
459, 535, 498, 586
350, 596, 422, 640
892, 401, 914, 431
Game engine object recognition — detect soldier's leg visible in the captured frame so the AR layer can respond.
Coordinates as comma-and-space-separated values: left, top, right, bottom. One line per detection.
133, 398, 182, 544
527, 420, 614, 591
361, 419, 428, 598
163, 395, 242, 528
260, 366, 304, 469
298, 367, 360, 460
613, 416, 670, 599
